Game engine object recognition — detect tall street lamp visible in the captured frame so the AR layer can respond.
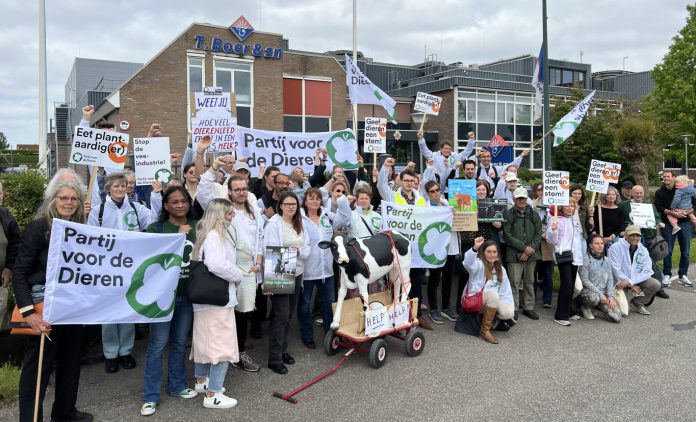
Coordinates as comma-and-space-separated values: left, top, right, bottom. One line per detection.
682, 133, 693, 176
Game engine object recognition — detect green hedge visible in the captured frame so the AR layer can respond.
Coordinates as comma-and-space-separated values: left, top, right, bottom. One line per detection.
1, 170, 47, 228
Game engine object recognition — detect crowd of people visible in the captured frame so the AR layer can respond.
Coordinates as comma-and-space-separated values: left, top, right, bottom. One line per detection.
2, 107, 694, 420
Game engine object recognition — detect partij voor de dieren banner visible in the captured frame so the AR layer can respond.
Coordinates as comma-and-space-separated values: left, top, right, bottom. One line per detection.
380, 201, 453, 269
43, 219, 186, 325
236, 126, 359, 176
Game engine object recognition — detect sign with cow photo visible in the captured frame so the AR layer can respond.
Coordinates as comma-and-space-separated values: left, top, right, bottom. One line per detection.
478, 199, 508, 222
448, 179, 478, 231
262, 246, 297, 294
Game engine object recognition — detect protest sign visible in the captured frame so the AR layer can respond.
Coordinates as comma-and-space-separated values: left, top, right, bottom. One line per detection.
586, 159, 622, 194
70, 126, 129, 169
263, 246, 298, 294
478, 199, 508, 222
380, 201, 453, 268
364, 301, 411, 337
448, 179, 478, 231
630, 203, 657, 229
191, 117, 238, 153
194, 88, 233, 118
237, 126, 359, 176
414, 92, 442, 116
133, 137, 172, 186
43, 219, 186, 324
543, 171, 570, 206
363, 117, 386, 153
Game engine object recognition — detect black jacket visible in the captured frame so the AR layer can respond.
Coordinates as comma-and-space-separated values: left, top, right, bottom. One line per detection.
12, 218, 50, 317
0, 207, 20, 269
653, 184, 696, 225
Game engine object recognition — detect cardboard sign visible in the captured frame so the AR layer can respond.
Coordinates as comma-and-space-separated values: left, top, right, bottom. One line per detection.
70, 126, 129, 169
586, 160, 621, 194
448, 179, 478, 231
543, 171, 570, 206
478, 199, 507, 222
133, 137, 172, 186
630, 203, 657, 229
363, 117, 387, 153
191, 117, 237, 153
365, 301, 411, 336
414, 92, 442, 116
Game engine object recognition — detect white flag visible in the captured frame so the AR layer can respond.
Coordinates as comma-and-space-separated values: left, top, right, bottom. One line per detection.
551, 91, 596, 147
531, 46, 544, 122
44, 219, 186, 324
345, 55, 397, 124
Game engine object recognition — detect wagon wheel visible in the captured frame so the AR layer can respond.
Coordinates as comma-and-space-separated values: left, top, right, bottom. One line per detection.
404, 328, 425, 357
323, 330, 341, 356
368, 338, 388, 368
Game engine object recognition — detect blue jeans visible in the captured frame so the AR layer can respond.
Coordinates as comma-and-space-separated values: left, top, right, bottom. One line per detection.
143, 296, 194, 404
662, 221, 692, 277
102, 323, 135, 359
194, 362, 228, 393
298, 277, 335, 341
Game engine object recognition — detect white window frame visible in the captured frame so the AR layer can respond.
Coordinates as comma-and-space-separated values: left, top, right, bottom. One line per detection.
213, 55, 254, 128
186, 53, 205, 131
282, 75, 332, 132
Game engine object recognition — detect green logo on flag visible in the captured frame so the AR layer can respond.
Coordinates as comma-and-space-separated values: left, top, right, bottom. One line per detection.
418, 222, 451, 266
326, 130, 358, 169
126, 254, 183, 318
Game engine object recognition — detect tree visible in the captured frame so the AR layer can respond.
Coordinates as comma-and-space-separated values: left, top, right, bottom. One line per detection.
0, 132, 9, 149
615, 117, 657, 189
651, 4, 696, 138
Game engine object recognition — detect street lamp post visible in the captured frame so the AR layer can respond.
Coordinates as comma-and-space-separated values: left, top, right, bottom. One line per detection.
682, 134, 693, 176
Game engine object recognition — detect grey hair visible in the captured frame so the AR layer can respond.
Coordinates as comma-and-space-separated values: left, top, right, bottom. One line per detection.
192, 198, 233, 260
353, 181, 372, 197
104, 172, 128, 194
46, 168, 87, 198
36, 180, 86, 228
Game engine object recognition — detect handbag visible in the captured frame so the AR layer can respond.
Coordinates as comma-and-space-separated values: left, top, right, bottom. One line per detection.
572, 271, 583, 298
187, 259, 230, 306
614, 288, 629, 316
648, 234, 669, 262
555, 250, 574, 264
10, 303, 46, 335
461, 280, 488, 314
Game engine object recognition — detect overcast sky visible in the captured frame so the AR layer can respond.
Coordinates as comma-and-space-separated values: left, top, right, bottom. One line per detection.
0, 0, 691, 148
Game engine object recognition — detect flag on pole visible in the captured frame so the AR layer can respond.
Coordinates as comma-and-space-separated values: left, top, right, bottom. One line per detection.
551, 90, 596, 147
531, 46, 544, 122
345, 55, 397, 124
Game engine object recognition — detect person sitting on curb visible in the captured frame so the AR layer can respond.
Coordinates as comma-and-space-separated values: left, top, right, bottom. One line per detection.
608, 225, 661, 316
578, 234, 621, 323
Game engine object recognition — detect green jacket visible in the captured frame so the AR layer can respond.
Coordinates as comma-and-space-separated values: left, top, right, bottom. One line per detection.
618, 199, 660, 239
503, 204, 542, 262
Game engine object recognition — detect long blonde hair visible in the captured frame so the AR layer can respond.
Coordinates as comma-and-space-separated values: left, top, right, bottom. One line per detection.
192, 198, 233, 260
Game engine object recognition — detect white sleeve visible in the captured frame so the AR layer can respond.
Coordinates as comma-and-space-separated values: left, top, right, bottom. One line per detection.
197, 171, 218, 210
417, 137, 434, 160
334, 196, 352, 230
202, 233, 243, 283
377, 166, 395, 202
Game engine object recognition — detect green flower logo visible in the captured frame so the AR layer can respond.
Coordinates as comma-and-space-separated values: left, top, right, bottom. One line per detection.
126, 254, 183, 318
371, 216, 381, 230
72, 152, 83, 162
418, 222, 451, 265
155, 168, 173, 183
123, 210, 139, 229
326, 130, 358, 170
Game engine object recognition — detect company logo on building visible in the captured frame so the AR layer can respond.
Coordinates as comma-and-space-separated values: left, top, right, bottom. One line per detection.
486, 134, 509, 158
229, 16, 254, 42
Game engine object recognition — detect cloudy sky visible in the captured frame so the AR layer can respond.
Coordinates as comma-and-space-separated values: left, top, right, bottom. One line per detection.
0, 0, 691, 148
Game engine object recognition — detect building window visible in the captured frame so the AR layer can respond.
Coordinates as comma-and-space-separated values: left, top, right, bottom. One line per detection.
187, 55, 205, 130
549, 67, 585, 88
213, 57, 253, 127
283, 77, 331, 132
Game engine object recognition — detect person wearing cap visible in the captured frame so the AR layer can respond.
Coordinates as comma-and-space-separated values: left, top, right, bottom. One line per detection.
620, 180, 634, 202
493, 172, 519, 203
608, 225, 661, 315
502, 186, 542, 321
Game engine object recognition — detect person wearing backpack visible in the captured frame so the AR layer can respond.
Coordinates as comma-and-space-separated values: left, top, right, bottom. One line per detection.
88, 173, 162, 374
502, 187, 542, 321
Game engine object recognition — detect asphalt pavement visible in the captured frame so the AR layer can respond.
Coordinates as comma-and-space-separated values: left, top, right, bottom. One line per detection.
2, 266, 695, 422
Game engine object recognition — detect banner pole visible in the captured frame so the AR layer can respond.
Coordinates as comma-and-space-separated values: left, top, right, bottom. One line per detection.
589, 191, 597, 209
372, 152, 377, 183
33, 334, 46, 422
419, 113, 427, 132
85, 167, 97, 206
598, 195, 604, 238
554, 204, 558, 227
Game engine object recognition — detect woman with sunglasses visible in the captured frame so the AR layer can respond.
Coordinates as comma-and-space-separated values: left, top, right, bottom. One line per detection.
263, 192, 310, 374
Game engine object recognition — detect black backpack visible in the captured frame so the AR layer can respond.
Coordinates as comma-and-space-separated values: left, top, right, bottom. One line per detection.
648, 234, 669, 262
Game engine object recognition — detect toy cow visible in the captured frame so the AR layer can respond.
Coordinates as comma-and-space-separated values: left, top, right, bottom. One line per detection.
318, 231, 412, 330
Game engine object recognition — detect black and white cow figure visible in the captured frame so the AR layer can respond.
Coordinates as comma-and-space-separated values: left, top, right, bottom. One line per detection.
318, 230, 412, 330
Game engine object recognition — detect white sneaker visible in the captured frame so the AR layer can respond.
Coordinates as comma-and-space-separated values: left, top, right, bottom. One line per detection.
662, 275, 672, 287
194, 378, 225, 394
581, 306, 595, 320
203, 392, 238, 409
678, 275, 693, 287
140, 402, 156, 416
569, 315, 581, 321
554, 319, 571, 326
672, 225, 681, 235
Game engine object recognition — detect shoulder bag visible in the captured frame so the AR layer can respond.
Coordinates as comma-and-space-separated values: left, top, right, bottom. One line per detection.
10, 303, 46, 335
187, 256, 230, 306
461, 279, 488, 314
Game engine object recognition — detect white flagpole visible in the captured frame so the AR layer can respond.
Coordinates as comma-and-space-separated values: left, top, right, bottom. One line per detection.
352, 0, 358, 139
38, 0, 49, 172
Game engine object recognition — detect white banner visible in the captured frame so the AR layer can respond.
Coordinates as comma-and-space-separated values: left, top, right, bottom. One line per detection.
585, 159, 621, 194
69, 126, 129, 169
380, 201, 453, 269
194, 89, 232, 118
630, 203, 657, 229
552, 90, 595, 146
44, 220, 186, 324
133, 137, 172, 186
237, 126, 359, 176
345, 55, 397, 123
363, 117, 386, 153
542, 170, 570, 206
413, 92, 442, 116
191, 117, 238, 153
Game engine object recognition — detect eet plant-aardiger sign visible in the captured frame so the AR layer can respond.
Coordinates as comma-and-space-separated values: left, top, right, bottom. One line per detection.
70, 126, 129, 169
